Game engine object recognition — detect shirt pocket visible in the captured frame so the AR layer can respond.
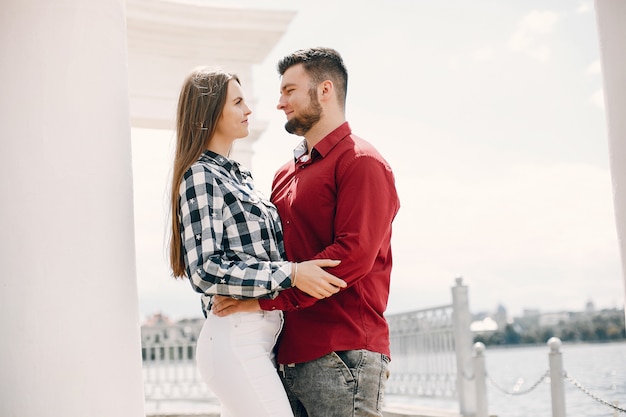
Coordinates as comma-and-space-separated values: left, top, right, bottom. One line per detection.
242, 200, 264, 222
234, 191, 265, 222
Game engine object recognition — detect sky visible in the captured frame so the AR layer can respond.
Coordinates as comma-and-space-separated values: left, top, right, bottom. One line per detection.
130, 0, 625, 323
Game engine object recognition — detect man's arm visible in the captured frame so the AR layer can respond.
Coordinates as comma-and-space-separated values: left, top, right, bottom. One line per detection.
259, 154, 400, 312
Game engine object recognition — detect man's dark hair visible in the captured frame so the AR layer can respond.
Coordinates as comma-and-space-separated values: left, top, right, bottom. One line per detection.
277, 47, 348, 108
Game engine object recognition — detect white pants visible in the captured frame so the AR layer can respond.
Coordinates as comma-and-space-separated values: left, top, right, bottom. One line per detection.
196, 310, 294, 417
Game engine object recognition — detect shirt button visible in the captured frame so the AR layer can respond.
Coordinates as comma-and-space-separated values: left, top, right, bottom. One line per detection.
286, 220, 291, 225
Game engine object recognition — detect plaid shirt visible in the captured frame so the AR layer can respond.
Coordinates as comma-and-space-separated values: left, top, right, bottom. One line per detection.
178, 150, 292, 316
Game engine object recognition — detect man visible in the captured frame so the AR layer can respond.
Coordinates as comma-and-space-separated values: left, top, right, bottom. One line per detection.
213, 47, 400, 417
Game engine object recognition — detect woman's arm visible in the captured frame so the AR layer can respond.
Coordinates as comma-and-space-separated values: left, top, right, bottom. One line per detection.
180, 164, 345, 299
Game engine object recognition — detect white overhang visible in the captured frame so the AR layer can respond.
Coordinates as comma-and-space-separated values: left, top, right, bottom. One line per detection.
126, 0, 296, 130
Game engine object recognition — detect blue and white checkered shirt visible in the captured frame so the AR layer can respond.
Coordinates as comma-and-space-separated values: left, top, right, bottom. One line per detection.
178, 150, 293, 316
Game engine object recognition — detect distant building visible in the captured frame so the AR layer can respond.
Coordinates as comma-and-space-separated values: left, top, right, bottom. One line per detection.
522, 308, 540, 317
538, 311, 571, 327
493, 304, 509, 328
141, 313, 204, 360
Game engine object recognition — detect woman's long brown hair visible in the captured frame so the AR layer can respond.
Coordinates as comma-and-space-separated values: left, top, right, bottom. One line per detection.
169, 68, 240, 278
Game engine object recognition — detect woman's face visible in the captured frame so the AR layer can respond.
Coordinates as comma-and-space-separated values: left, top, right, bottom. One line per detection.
214, 79, 253, 142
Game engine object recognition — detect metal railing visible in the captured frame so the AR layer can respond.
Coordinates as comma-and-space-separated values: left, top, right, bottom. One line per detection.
385, 304, 457, 398
141, 277, 476, 414
142, 341, 217, 410
384, 277, 477, 415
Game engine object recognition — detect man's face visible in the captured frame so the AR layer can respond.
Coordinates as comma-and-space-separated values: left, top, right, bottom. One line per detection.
277, 64, 322, 136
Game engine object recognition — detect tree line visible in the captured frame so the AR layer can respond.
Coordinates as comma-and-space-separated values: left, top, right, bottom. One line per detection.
474, 308, 625, 346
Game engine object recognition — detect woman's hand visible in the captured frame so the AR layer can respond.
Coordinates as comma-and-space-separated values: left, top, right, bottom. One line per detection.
293, 259, 346, 299
211, 295, 260, 317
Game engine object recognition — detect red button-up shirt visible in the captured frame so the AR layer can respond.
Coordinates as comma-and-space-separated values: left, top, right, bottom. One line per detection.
258, 122, 400, 364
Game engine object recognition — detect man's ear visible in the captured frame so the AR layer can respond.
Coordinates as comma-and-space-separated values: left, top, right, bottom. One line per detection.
319, 80, 333, 101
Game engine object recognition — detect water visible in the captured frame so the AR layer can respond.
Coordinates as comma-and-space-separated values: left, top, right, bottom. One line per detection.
386, 341, 626, 417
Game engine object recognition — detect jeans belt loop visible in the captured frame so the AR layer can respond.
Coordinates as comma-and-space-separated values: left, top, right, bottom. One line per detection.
278, 363, 295, 377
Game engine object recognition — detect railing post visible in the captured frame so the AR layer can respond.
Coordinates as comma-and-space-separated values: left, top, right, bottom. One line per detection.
452, 277, 476, 416
473, 342, 488, 417
548, 337, 566, 417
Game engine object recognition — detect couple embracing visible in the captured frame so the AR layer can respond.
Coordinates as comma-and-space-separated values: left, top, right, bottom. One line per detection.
169, 47, 400, 417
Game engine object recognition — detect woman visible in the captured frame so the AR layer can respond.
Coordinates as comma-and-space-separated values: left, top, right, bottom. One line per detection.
169, 67, 346, 417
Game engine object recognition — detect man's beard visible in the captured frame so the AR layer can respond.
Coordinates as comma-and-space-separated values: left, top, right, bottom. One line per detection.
284, 91, 323, 136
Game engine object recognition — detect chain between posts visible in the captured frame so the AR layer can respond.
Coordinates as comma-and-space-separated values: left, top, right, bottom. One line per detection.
484, 369, 625, 414
487, 370, 550, 396
564, 371, 626, 414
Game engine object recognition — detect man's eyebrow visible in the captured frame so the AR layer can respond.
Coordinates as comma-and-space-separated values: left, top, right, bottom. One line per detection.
281, 82, 296, 92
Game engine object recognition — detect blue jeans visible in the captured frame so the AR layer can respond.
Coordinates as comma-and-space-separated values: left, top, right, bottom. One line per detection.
279, 350, 390, 417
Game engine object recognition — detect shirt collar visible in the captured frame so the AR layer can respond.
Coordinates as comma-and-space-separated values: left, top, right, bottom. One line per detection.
293, 140, 308, 161
200, 150, 250, 179
292, 122, 352, 161
201, 149, 229, 166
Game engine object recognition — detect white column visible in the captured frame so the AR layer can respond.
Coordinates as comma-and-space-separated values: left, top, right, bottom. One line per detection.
0, 1, 145, 416
594, 1, 626, 312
